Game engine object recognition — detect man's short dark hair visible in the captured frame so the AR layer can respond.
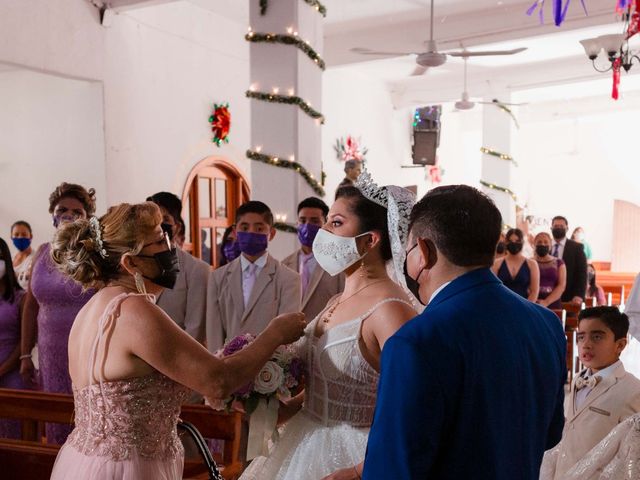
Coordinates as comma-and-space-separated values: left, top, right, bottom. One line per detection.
409, 185, 502, 267
146, 191, 182, 223
297, 197, 329, 218
552, 215, 569, 226
235, 200, 274, 226
578, 306, 629, 340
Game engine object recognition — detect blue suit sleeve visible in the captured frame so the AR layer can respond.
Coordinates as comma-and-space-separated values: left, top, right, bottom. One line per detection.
363, 335, 447, 480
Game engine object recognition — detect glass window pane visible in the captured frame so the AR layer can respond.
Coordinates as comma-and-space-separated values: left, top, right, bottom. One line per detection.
201, 228, 213, 265
215, 178, 227, 218
198, 177, 211, 218
183, 194, 192, 244
215, 228, 226, 266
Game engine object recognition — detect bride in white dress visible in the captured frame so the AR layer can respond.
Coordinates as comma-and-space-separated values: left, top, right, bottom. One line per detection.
240, 173, 418, 480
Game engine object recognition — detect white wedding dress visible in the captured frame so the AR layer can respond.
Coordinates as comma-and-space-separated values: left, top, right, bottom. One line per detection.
240, 297, 413, 480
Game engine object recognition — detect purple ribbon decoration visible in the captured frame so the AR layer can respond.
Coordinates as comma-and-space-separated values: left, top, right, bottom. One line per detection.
527, 0, 588, 26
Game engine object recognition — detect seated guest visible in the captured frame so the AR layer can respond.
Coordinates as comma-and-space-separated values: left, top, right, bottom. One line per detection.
10, 221, 34, 290
492, 228, 539, 302
534, 232, 567, 310
540, 306, 640, 479
337, 159, 362, 191
282, 197, 345, 321
0, 237, 28, 439
571, 226, 592, 261
147, 192, 210, 344
586, 264, 606, 306
206, 201, 301, 351
551, 216, 587, 304
217, 225, 239, 268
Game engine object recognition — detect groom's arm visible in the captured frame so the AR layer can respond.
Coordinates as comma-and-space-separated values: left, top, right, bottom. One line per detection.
362, 334, 448, 480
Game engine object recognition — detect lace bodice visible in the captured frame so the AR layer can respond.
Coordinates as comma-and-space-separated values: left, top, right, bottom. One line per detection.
300, 298, 413, 427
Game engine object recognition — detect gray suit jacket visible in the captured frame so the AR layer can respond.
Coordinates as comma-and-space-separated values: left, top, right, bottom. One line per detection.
205, 254, 301, 351
156, 248, 210, 344
282, 249, 345, 321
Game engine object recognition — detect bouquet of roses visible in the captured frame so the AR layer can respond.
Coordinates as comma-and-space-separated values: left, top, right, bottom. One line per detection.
210, 333, 306, 415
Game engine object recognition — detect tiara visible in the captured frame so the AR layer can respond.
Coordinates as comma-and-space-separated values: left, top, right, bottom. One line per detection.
89, 216, 108, 259
354, 169, 388, 208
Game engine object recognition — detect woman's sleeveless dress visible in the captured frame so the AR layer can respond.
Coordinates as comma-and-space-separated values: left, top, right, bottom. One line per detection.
50, 293, 189, 479
240, 298, 413, 480
497, 258, 531, 299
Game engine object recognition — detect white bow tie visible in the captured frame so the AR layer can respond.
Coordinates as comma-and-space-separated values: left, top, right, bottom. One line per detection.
575, 375, 601, 390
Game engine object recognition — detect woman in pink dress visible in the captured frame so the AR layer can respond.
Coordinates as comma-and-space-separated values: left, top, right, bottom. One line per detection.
48, 202, 305, 479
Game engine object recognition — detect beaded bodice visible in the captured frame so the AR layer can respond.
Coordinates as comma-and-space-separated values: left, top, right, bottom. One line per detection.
301, 298, 413, 427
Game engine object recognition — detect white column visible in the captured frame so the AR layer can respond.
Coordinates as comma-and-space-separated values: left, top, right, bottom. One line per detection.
480, 94, 517, 228
248, 0, 324, 259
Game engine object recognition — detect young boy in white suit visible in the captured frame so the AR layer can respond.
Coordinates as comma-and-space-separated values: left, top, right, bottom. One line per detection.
206, 200, 301, 352
544, 306, 640, 479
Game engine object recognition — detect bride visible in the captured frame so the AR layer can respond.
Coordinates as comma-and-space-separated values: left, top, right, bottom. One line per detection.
240, 172, 418, 480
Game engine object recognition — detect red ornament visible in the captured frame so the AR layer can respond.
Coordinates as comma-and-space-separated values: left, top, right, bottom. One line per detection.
209, 103, 231, 146
426, 157, 444, 185
612, 57, 621, 100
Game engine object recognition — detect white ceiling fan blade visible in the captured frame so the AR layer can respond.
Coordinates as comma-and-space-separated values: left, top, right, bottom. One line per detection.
410, 65, 429, 76
448, 47, 528, 57
351, 47, 415, 56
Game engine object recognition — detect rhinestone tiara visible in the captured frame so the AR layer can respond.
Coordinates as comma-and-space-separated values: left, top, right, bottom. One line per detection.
354, 169, 388, 208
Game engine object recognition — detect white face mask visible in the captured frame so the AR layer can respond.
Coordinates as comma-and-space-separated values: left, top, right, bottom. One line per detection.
0, 260, 5, 280
312, 228, 370, 276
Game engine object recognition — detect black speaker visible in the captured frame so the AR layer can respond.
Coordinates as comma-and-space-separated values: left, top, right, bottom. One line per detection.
412, 106, 441, 166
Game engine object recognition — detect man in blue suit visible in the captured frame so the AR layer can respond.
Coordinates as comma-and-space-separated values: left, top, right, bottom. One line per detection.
362, 185, 566, 480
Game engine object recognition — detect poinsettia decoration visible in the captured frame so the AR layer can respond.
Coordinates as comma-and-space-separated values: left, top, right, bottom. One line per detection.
209, 103, 231, 146
426, 157, 445, 185
334, 135, 368, 162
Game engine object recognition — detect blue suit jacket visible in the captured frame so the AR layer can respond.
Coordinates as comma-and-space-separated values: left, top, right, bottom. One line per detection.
362, 268, 566, 480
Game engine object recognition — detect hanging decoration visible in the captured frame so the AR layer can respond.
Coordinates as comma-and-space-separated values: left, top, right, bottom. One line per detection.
489, 100, 520, 128
480, 180, 519, 203
245, 90, 325, 123
334, 136, 368, 162
246, 149, 326, 197
480, 147, 519, 166
426, 161, 444, 185
526, 0, 588, 26
245, 31, 326, 70
209, 103, 231, 147
258, 0, 327, 17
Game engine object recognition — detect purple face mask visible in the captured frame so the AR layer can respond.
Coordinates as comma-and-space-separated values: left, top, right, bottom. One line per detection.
53, 214, 80, 228
236, 231, 268, 256
297, 223, 321, 248
223, 240, 241, 262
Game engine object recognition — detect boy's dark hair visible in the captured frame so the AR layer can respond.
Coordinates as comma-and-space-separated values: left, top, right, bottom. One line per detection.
552, 215, 569, 226
235, 201, 274, 226
578, 306, 629, 340
409, 185, 502, 267
506, 228, 524, 243
297, 197, 329, 218
146, 191, 182, 223
11, 221, 32, 235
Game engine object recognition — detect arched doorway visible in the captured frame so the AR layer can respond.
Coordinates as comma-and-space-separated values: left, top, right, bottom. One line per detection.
182, 157, 250, 267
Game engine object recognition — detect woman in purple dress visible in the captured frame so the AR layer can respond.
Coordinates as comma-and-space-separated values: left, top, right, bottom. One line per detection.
19, 183, 97, 444
533, 232, 566, 310
0, 237, 27, 438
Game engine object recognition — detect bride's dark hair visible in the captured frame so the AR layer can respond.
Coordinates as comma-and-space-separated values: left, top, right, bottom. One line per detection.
335, 185, 392, 261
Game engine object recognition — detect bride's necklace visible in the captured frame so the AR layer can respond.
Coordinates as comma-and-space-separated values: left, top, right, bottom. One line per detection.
322, 279, 387, 324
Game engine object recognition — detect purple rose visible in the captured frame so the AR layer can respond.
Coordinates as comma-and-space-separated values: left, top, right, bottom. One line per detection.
223, 333, 255, 356
288, 357, 306, 382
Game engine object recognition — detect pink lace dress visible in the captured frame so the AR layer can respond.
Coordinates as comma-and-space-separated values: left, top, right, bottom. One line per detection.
50, 293, 189, 479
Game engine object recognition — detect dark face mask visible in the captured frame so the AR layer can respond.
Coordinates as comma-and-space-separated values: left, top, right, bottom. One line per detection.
496, 242, 506, 254
403, 244, 426, 305
551, 227, 566, 240
137, 248, 180, 289
506, 242, 523, 255
536, 245, 550, 257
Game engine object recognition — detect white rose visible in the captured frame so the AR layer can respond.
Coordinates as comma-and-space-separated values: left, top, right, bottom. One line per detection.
254, 361, 284, 395
272, 347, 293, 365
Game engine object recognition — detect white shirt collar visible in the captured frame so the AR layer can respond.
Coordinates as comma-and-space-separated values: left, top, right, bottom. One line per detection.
587, 360, 621, 379
429, 281, 452, 304
556, 237, 567, 247
240, 252, 268, 271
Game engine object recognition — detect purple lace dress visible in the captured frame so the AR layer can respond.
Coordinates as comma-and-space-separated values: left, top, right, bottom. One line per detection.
537, 258, 565, 309
30, 243, 95, 444
0, 289, 27, 439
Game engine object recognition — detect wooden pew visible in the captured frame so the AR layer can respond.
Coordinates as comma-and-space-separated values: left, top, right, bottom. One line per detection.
0, 388, 248, 480
592, 270, 636, 306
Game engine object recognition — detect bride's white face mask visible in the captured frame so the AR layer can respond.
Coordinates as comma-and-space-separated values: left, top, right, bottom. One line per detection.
312, 228, 371, 276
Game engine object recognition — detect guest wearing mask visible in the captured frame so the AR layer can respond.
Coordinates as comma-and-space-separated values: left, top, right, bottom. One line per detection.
205, 201, 301, 351
586, 264, 606, 306
550, 216, 587, 304
0, 237, 28, 439
571, 226, 592, 261
10, 221, 35, 290
282, 197, 345, 321
495, 232, 507, 260
492, 228, 539, 302
534, 232, 567, 310
20, 182, 96, 444
218, 225, 239, 268
147, 192, 210, 344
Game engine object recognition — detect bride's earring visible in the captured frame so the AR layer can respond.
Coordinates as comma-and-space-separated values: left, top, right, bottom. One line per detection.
134, 272, 147, 295
359, 257, 369, 278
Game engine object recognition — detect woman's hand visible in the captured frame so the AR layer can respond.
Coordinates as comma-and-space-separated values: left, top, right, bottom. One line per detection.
19, 357, 37, 387
267, 312, 306, 345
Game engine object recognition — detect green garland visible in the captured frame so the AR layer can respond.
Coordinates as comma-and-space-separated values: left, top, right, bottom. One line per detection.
245, 32, 326, 70
246, 149, 326, 197
274, 222, 298, 234
480, 147, 518, 166
259, 0, 327, 17
480, 180, 518, 203
246, 90, 325, 123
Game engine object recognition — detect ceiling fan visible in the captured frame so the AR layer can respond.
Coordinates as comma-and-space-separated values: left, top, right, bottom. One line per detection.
351, 0, 528, 76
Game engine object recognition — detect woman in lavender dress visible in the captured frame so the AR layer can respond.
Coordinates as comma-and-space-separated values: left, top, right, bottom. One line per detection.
0, 237, 27, 438
19, 183, 97, 444
533, 232, 567, 310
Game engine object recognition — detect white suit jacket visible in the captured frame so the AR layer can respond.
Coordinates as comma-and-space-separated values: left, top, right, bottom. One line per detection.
281, 249, 345, 322
156, 248, 210, 344
205, 254, 300, 352
551, 362, 640, 478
